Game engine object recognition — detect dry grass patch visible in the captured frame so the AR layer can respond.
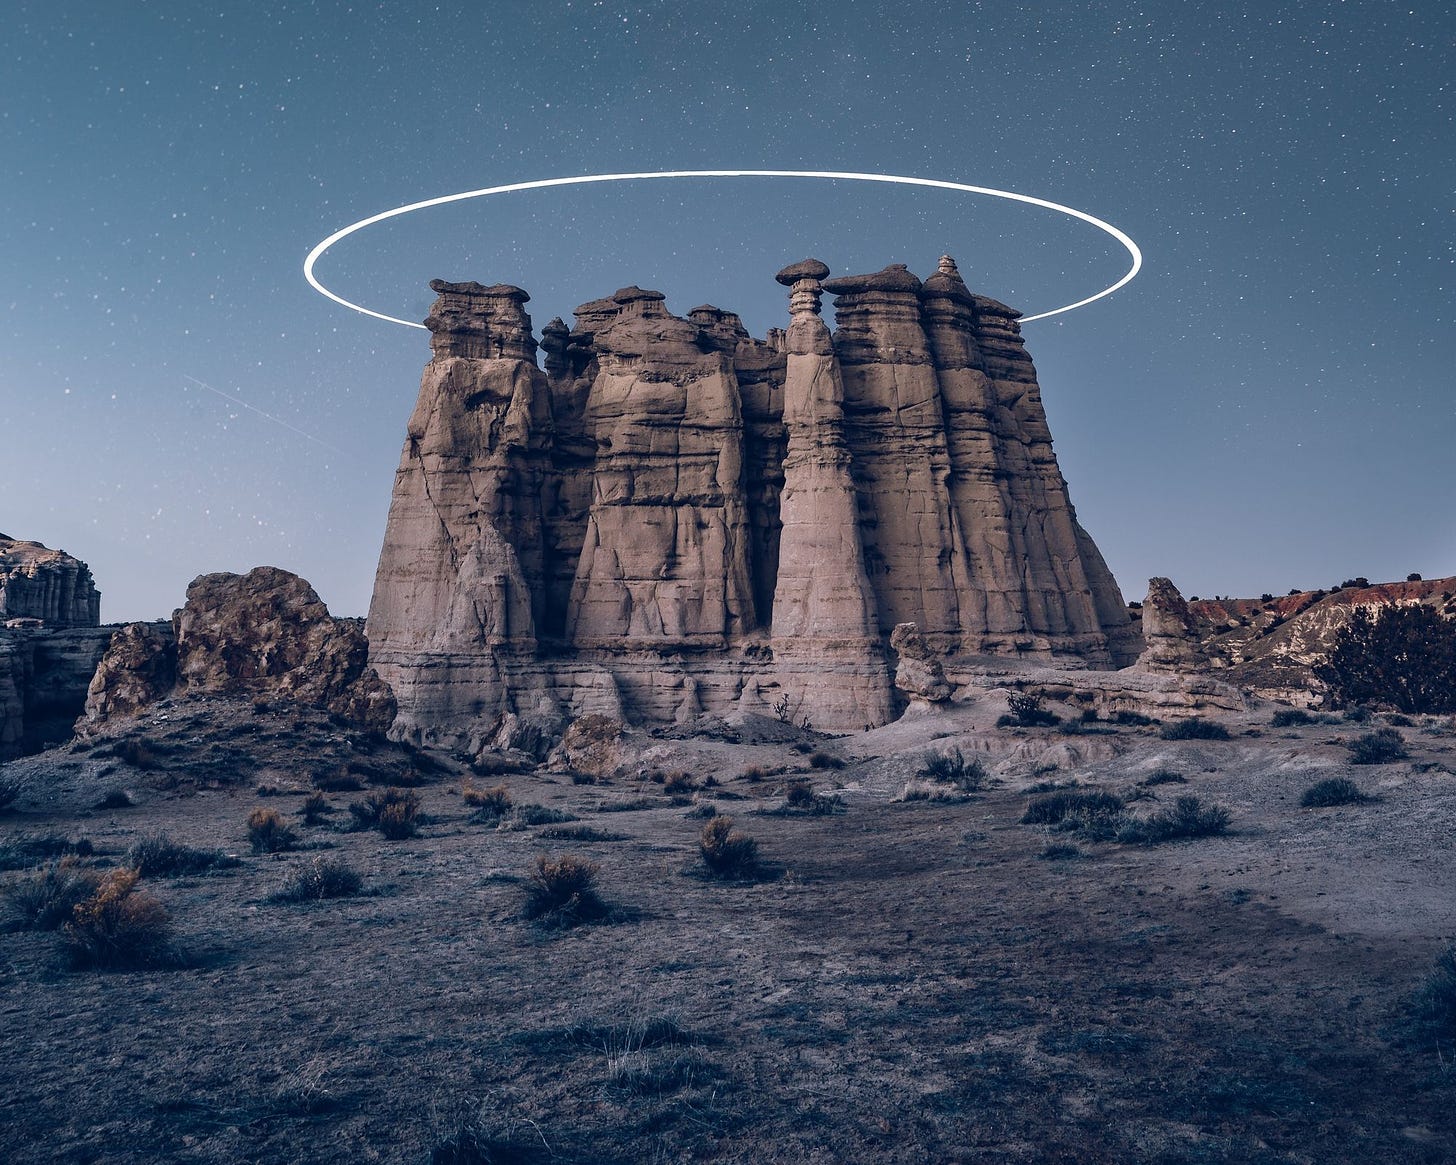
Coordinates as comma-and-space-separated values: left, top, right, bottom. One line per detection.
4, 859, 102, 931
127, 834, 240, 877
62, 867, 177, 970
247, 807, 299, 853
523, 854, 607, 927
270, 856, 365, 903
349, 787, 422, 839
699, 816, 759, 879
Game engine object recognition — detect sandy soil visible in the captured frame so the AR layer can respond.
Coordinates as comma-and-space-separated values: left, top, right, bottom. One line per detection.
1, 694, 1454, 1163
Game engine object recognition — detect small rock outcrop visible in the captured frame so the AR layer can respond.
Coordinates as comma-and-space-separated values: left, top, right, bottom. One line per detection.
368, 259, 1137, 747
1136, 577, 1207, 672
83, 567, 396, 733
0, 535, 101, 627
890, 622, 953, 705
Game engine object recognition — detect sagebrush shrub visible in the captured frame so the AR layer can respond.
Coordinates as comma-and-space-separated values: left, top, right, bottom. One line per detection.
784, 782, 816, 809
349, 787, 422, 838
5, 858, 101, 930
523, 854, 606, 925
919, 748, 986, 791
301, 792, 332, 825
0, 777, 21, 811
1271, 708, 1315, 728
662, 771, 699, 795
1347, 728, 1408, 764
271, 856, 364, 902
1116, 795, 1232, 844
461, 779, 511, 815
63, 867, 175, 970
999, 692, 1060, 728
1411, 946, 1456, 1056
1300, 777, 1369, 808
1021, 789, 1124, 827
127, 834, 239, 877
247, 807, 299, 854
808, 752, 845, 771
699, 816, 759, 878
1159, 718, 1231, 741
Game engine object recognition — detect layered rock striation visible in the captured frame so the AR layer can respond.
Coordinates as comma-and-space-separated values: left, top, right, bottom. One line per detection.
0, 535, 101, 627
368, 259, 1136, 746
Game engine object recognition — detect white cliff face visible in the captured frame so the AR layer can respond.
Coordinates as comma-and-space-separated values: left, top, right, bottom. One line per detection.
0, 536, 101, 628
365, 260, 1136, 747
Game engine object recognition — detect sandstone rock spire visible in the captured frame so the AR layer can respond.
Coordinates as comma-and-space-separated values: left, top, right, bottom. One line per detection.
769, 259, 894, 726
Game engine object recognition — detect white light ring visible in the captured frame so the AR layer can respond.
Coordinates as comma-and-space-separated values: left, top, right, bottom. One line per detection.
303, 169, 1142, 330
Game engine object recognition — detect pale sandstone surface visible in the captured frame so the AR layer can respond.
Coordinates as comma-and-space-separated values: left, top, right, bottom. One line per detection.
367, 259, 1140, 747
0, 534, 101, 627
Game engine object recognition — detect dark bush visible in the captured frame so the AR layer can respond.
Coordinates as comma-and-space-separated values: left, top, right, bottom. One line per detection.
1117, 795, 1232, 844
662, 771, 699, 795
740, 766, 767, 783
5, 859, 102, 930
1271, 708, 1316, 728
1346, 728, 1408, 764
1300, 777, 1369, 808
920, 748, 986, 791
94, 788, 135, 810
1317, 604, 1456, 713
1021, 789, 1124, 828
1159, 718, 1231, 741
1039, 844, 1083, 862
808, 751, 845, 770
784, 782, 816, 809
523, 854, 606, 926
1141, 769, 1187, 786
494, 803, 577, 831
1113, 710, 1155, 726
349, 787, 422, 838
999, 691, 1060, 728
0, 835, 94, 872
0, 777, 21, 811
1384, 713, 1415, 727
62, 867, 176, 970
271, 856, 364, 902
699, 816, 759, 878
127, 834, 240, 877
247, 807, 299, 854
301, 792, 332, 825
461, 779, 511, 816
1411, 946, 1456, 1057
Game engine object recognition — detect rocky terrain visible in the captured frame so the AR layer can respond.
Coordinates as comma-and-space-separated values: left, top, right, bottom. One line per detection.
1, 534, 102, 629
368, 259, 1138, 749
2, 685, 1454, 1163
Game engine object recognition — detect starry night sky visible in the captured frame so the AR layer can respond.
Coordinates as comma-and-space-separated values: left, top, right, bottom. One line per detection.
4, 0, 1452, 621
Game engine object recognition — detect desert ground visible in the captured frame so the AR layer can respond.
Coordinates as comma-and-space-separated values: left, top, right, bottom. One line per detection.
2, 693, 1454, 1164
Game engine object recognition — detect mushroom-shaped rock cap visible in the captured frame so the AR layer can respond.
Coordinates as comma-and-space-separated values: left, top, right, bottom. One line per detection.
821, 263, 922, 295
428, 278, 530, 302
775, 258, 831, 287
610, 286, 667, 305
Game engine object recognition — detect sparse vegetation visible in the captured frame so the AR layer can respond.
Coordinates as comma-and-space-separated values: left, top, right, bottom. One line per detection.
1113, 710, 1155, 726
1317, 603, 1456, 713
1271, 708, 1316, 727
662, 771, 699, 795
1022, 789, 1124, 827
918, 747, 986, 792
247, 807, 299, 853
1159, 717, 1231, 741
349, 787, 422, 838
698, 816, 759, 878
808, 751, 845, 770
495, 803, 577, 831
997, 691, 1060, 728
0, 777, 21, 811
127, 834, 240, 877
62, 867, 176, 970
1116, 796, 1232, 844
1039, 843, 1082, 861
4, 859, 102, 930
462, 779, 512, 816
300, 791, 332, 824
523, 854, 606, 926
1347, 728, 1409, 765
1410, 945, 1456, 1059
740, 766, 767, 783
94, 788, 135, 810
1141, 769, 1187, 787
1300, 777, 1370, 808
270, 856, 364, 903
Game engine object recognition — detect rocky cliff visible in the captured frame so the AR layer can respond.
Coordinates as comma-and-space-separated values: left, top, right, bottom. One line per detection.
368, 258, 1136, 746
0, 535, 101, 627
1133, 575, 1456, 702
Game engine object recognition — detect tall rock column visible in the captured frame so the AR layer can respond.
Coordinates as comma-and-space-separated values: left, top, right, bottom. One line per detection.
823, 265, 972, 650
566, 288, 755, 650
769, 260, 894, 728
366, 280, 553, 744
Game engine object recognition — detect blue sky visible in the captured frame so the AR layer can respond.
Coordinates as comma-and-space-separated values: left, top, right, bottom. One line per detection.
3, 0, 1451, 620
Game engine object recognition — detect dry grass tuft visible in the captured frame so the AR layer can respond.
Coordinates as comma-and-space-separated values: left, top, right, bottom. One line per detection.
247, 807, 299, 854
523, 853, 606, 926
349, 787, 423, 839
461, 779, 511, 815
270, 856, 364, 903
699, 816, 759, 878
127, 834, 240, 877
62, 867, 176, 970
5, 858, 102, 930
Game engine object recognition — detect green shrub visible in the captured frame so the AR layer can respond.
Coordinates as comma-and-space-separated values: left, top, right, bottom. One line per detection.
1347, 728, 1408, 765
523, 854, 606, 926
1300, 777, 1369, 807
1116, 795, 1232, 844
919, 748, 986, 791
247, 807, 299, 854
1271, 708, 1315, 727
62, 867, 176, 970
1318, 605, 1456, 713
127, 834, 240, 877
699, 816, 759, 878
1160, 717, 1231, 741
271, 856, 364, 902
4, 859, 101, 930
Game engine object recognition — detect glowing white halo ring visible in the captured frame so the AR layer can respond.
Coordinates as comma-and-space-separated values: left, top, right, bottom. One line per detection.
303, 169, 1142, 330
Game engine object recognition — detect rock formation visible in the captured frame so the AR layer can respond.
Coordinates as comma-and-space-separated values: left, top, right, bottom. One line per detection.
82, 567, 396, 733
1135, 577, 1207, 672
0, 535, 101, 627
368, 259, 1137, 746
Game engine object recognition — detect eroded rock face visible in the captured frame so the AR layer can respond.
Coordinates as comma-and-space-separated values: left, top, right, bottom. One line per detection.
1, 625, 116, 758
0, 535, 101, 627
1136, 577, 1206, 672
83, 567, 395, 733
367, 259, 1135, 745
